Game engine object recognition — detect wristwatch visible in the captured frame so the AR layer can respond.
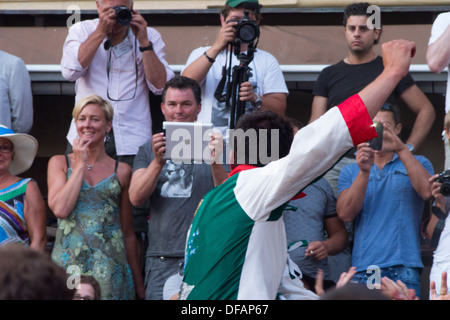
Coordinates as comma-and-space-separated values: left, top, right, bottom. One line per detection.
251, 93, 262, 109
139, 43, 153, 52
406, 143, 414, 153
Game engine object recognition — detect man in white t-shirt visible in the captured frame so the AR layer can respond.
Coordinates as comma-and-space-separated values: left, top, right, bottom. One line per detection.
181, 0, 288, 141
427, 11, 450, 169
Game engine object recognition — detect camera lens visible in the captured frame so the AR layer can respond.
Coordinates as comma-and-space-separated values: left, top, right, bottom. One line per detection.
236, 23, 259, 43
115, 7, 132, 26
441, 184, 450, 197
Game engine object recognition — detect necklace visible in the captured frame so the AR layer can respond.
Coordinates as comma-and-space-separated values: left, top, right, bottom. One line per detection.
86, 163, 95, 171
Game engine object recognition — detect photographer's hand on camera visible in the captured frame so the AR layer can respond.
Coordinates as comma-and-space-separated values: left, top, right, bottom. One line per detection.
129, 10, 167, 89
182, 20, 239, 84
430, 174, 447, 211
201, 21, 238, 70
130, 10, 149, 47
77, 4, 117, 69
217, 20, 238, 50
97, 5, 116, 35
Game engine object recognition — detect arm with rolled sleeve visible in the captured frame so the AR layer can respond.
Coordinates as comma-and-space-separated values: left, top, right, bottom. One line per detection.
61, 21, 174, 93
142, 27, 175, 94
60, 21, 92, 81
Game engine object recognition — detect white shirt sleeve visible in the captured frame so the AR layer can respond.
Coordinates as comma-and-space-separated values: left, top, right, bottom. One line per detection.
428, 12, 450, 46
60, 21, 91, 81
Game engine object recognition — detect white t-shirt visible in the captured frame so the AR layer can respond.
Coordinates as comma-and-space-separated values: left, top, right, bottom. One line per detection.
183, 47, 288, 139
428, 12, 450, 113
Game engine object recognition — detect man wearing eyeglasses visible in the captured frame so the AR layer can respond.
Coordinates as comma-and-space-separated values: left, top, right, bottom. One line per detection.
62, 0, 174, 166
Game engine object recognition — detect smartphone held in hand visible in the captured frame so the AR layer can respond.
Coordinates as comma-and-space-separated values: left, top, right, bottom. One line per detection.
369, 121, 383, 150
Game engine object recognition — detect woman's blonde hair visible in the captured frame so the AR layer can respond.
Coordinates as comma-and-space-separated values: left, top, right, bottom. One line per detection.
72, 94, 114, 123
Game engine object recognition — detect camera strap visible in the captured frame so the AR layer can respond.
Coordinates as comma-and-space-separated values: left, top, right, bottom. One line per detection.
214, 65, 228, 102
430, 205, 448, 249
214, 45, 233, 103
106, 32, 138, 102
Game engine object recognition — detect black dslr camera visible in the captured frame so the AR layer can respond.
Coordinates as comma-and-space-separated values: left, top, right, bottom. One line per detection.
229, 11, 260, 44
113, 6, 133, 26
436, 169, 450, 197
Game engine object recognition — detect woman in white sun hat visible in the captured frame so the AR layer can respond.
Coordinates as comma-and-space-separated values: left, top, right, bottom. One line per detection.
0, 125, 47, 251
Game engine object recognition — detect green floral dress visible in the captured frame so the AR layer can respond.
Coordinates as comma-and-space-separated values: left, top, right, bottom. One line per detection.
51, 162, 135, 300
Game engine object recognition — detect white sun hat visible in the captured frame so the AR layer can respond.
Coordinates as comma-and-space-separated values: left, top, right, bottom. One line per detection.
0, 125, 38, 175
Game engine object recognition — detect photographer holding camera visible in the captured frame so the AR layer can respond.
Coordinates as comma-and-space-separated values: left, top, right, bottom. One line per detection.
62, 0, 174, 164
61, 0, 174, 263
337, 103, 433, 299
181, 0, 288, 140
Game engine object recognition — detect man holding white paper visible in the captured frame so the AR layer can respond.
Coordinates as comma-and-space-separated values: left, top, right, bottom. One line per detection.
129, 76, 221, 299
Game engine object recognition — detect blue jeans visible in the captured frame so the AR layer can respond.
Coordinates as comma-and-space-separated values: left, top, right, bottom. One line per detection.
351, 266, 421, 299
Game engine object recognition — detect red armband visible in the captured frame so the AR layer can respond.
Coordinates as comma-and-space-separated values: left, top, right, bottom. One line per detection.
338, 94, 377, 146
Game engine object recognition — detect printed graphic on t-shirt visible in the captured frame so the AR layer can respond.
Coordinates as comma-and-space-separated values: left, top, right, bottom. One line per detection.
159, 161, 193, 198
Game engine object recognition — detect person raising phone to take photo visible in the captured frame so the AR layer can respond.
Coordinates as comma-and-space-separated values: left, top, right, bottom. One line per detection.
337, 102, 433, 299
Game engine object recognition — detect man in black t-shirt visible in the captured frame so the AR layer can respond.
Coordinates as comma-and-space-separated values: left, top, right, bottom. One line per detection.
308, 2, 436, 284
310, 3, 435, 154
313, 56, 414, 109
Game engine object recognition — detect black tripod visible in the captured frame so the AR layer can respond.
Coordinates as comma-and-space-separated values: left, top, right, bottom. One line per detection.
229, 50, 254, 129
214, 41, 256, 130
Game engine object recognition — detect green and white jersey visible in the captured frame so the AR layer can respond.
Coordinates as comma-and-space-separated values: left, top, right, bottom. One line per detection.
182, 167, 289, 300
181, 94, 377, 300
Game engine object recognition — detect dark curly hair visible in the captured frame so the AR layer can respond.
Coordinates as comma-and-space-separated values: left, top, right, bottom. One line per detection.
343, 2, 382, 45
232, 111, 293, 167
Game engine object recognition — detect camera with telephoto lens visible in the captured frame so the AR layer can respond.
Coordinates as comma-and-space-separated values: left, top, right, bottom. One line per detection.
113, 6, 133, 26
436, 169, 450, 197
229, 11, 260, 44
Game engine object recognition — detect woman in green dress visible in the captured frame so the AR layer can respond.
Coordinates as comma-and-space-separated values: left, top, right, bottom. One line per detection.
48, 95, 144, 299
